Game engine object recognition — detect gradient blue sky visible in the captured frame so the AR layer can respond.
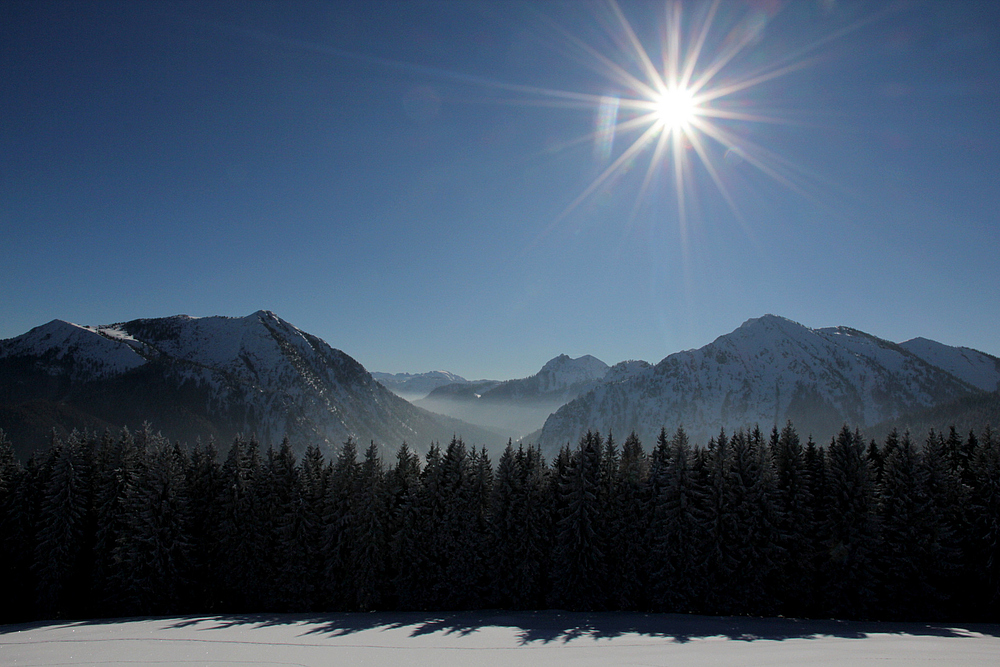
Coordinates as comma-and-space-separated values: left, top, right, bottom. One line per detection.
3, 0, 999, 380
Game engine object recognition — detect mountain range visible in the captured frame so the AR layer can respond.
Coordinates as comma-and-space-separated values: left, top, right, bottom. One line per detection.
533, 315, 1000, 452
0, 311, 496, 459
2, 311, 998, 460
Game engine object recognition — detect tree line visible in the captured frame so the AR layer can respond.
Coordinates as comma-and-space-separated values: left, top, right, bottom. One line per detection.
0, 421, 998, 624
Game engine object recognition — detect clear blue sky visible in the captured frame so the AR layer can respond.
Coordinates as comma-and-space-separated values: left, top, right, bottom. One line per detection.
3, 0, 999, 380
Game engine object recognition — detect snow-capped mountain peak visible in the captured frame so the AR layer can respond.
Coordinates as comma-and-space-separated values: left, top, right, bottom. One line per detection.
0, 319, 149, 381
538, 316, 990, 453
536, 354, 610, 393
0, 311, 496, 455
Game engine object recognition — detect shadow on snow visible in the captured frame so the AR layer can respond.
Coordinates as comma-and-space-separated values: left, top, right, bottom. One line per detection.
4, 610, 999, 645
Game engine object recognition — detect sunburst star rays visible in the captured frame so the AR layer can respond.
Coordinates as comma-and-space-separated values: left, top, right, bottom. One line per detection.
512, 0, 880, 254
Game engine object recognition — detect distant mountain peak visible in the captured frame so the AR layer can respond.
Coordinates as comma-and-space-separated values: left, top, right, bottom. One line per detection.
535, 354, 609, 393
539, 353, 607, 374
740, 313, 797, 327
372, 370, 470, 400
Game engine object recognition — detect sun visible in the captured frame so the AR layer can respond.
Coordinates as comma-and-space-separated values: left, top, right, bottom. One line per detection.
653, 87, 699, 131
503, 0, 872, 236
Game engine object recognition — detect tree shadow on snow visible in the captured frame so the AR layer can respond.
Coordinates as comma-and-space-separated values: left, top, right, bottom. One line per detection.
5, 610, 999, 645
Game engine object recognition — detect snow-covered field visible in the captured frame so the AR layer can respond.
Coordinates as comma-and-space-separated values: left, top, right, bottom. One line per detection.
3, 611, 998, 666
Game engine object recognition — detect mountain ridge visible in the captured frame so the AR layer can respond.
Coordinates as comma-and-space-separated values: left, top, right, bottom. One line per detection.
0, 311, 497, 459
535, 314, 994, 452
3, 312, 996, 459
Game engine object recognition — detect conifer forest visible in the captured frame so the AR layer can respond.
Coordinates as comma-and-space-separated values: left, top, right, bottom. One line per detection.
1, 422, 998, 624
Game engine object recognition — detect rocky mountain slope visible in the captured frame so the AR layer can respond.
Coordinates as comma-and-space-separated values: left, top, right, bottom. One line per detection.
0, 311, 496, 458
535, 315, 996, 452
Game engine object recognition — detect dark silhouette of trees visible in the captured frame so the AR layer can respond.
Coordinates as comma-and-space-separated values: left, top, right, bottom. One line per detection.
2, 420, 999, 623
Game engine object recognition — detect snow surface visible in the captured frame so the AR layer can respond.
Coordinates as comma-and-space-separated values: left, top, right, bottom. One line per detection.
2, 611, 998, 666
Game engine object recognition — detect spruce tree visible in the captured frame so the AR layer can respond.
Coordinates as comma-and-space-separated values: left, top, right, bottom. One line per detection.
268, 438, 309, 611
971, 426, 1000, 617
490, 442, 521, 607
773, 421, 815, 616
0, 430, 28, 622
324, 438, 360, 609
351, 442, 388, 611
388, 443, 423, 609
921, 429, 968, 617
436, 437, 479, 609
466, 445, 494, 606
216, 436, 266, 611
877, 431, 949, 619
297, 443, 331, 610
599, 432, 627, 607
746, 426, 783, 616
649, 426, 704, 612
491, 444, 551, 609
408, 442, 447, 609
944, 426, 968, 480
185, 438, 222, 611
113, 434, 191, 615
33, 431, 93, 617
823, 426, 880, 619
550, 431, 606, 610
14, 453, 46, 619
89, 429, 143, 614
700, 429, 742, 615
961, 429, 980, 488
714, 428, 781, 616
615, 431, 649, 609
867, 438, 884, 485
521, 445, 553, 608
